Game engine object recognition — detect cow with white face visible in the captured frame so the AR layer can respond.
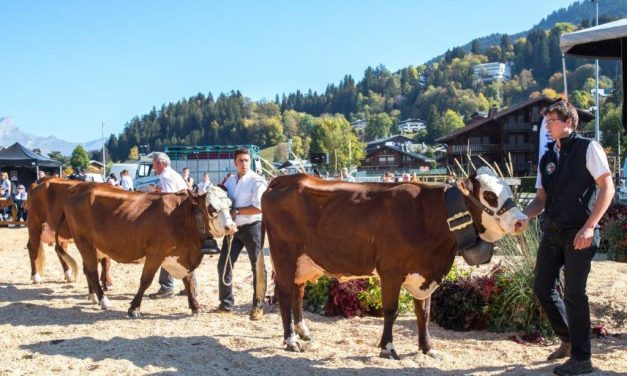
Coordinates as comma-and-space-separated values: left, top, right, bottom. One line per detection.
459, 166, 529, 244
205, 185, 238, 238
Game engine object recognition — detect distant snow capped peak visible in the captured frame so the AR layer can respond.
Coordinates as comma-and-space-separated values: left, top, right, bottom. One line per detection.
0, 116, 104, 156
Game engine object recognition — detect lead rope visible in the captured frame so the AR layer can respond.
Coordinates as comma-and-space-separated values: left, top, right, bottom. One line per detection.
221, 234, 234, 286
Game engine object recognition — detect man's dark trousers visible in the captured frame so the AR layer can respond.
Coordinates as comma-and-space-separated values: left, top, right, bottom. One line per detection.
217, 222, 266, 309
533, 224, 598, 361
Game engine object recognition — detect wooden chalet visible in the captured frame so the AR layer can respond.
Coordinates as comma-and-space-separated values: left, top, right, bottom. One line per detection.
361, 135, 434, 172
436, 96, 593, 175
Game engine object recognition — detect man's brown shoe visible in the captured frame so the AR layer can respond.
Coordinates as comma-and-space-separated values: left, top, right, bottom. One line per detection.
548, 341, 571, 361
211, 305, 233, 314
249, 306, 263, 321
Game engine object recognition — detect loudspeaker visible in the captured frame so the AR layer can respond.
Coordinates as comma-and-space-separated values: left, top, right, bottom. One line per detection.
309, 152, 328, 164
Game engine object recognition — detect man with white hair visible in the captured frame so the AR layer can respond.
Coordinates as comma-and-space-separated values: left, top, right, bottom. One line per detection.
148, 152, 190, 299
340, 167, 354, 182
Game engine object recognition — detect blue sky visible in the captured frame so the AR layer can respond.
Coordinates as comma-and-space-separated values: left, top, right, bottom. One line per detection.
1, 0, 578, 142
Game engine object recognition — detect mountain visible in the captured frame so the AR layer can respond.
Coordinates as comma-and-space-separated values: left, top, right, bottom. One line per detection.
0, 117, 104, 156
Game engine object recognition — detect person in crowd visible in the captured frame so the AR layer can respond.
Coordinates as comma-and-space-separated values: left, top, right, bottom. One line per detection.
14, 184, 28, 221
523, 101, 614, 376
382, 171, 395, 182
340, 167, 355, 182
0, 172, 12, 195
69, 167, 86, 181
120, 169, 134, 191
214, 148, 268, 321
0, 186, 10, 220
38, 171, 46, 179
148, 152, 192, 299
182, 167, 194, 190
195, 173, 212, 194
51, 172, 59, 178
107, 173, 119, 186
401, 173, 411, 182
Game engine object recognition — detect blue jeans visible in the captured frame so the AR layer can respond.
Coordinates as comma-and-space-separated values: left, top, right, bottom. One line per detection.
158, 268, 197, 292
533, 225, 598, 361
217, 221, 267, 309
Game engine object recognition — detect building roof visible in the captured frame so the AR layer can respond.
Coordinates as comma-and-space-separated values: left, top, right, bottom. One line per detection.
367, 144, 435, 163
366, 134, 414, 146
436, 96, 594, 143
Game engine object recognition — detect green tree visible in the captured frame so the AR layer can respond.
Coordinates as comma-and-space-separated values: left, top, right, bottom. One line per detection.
70, 145, 90, 170
365, 112, 393, 141
601, 104, 624, 152
437, 109, 465, 138
471, 39, 481, 54
48, 151, 70, 168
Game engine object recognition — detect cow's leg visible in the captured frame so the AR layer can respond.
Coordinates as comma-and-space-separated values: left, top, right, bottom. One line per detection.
414, 296, 439, 358
292, 283, 312, 341
274, 264, 301, 352
183, 272, 201, 314
84, 263, 97, 304
74, 239, 110, 310
379, 275, 403, 360
27, 235, 45, 284
100, 256, 113, 291
58, 241, 73, 282
128, 257, 162, 318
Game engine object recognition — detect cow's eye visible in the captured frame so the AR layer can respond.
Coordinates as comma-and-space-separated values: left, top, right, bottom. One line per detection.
207, 204, 218, 218
482, 191, 499, 208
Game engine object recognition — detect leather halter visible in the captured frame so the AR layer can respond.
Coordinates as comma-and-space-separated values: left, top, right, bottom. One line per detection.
464, 193, 516, 217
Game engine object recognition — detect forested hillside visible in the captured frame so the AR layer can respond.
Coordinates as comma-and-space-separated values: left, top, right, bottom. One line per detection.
106, 0, 626, 165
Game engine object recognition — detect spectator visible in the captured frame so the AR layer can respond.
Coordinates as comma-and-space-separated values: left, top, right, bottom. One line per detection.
340, 167, 355, 182
120, 170, 134, 191
14, 184, 27, 221
401, 173, 411, 182
382, 171, 394, 182
182, 167, 194, 190
107, 173, 119, 186
0, 186, 10, 220
38, 171, 46, 179
196, 173, 212, 194
0, 172, 11, 195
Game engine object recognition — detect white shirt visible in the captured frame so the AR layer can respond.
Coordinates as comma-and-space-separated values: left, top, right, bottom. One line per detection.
120, 175, 134, 191
196, 180, 212, 194
159, 166, 188, 193
535, 140, 611, 189
223, 171, 267, 226
15, 191, 27, 200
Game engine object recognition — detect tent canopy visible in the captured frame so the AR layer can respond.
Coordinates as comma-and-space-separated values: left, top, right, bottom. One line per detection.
0, 142, 62, 168
560, 18, 627, 59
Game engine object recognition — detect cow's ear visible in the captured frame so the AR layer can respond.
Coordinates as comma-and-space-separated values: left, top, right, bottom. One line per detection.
456, 178, 473, 196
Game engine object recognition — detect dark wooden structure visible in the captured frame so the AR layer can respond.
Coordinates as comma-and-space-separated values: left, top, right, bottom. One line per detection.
436, 96, 593, 175
361, 139, 434, 172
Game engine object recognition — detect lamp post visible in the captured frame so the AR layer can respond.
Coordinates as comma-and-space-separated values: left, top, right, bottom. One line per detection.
592, 0, 600, 141
102, 121, 106, 178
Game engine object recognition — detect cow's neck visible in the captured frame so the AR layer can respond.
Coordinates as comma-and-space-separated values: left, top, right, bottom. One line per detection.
443, 185, 478, 250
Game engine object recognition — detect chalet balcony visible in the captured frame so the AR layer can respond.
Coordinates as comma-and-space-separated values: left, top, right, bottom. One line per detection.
503, 143, 533, 152
504, 122, 533, 132
450, 144, 500, 154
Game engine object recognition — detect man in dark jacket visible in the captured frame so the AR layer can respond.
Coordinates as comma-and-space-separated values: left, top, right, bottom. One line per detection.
524, 101, 614, 375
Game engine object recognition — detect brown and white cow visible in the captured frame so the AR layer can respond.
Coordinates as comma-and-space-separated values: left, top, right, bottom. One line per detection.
262, 167, 528, 359
27, 177, 111, 288
55, 184, 236, 317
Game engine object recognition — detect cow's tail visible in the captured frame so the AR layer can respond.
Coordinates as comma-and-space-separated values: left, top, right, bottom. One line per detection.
54, 211, 79, 283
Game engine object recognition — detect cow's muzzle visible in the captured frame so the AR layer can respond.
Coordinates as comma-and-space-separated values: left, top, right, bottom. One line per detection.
460, 239, 494, 266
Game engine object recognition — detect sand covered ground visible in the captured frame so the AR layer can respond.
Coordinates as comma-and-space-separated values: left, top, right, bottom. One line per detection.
0, 226, 625, 375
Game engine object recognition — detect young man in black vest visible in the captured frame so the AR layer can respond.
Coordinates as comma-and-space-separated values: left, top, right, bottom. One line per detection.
524, 101, 614, 375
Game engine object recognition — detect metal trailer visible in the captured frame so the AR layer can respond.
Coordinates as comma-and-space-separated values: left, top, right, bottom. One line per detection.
164, 145, 262, 187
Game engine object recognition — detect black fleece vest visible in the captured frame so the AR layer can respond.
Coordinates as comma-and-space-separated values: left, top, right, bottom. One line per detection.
539, 132, 598, 230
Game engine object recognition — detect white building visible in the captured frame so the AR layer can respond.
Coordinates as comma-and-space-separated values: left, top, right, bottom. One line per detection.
397, 118, 426, 133
351, 119, 368, 131
473, 62, 512, 83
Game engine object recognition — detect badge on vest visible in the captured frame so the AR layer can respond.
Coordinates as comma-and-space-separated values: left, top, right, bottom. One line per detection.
545, 162, 556, 175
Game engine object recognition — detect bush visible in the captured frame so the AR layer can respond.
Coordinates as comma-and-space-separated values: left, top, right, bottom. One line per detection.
599, 204, 627, 262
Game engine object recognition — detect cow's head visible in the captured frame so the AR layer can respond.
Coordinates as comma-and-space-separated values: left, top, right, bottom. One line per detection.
199, 186, 237, 238
457, 167, 528, 244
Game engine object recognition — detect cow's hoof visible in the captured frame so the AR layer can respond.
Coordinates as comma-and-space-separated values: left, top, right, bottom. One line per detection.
425, 349, 442, 360
31, 273, 43, 284
191, 309, 201, 316
64, 270, 74, 283
88, 293, 98, 304
294, 322, 312, 341
99, 296, 112, 310
103, 283, 113, 292
285, 336, 304, 352
128, 310, 141, 318
380, 343, 400, 360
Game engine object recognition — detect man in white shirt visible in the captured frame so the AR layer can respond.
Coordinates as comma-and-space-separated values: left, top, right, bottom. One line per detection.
214, 148, 268, 321
340, 167, 355, 182
195, 173, 212, 194
148, 152, 191, 299
120, 170, 134, 191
